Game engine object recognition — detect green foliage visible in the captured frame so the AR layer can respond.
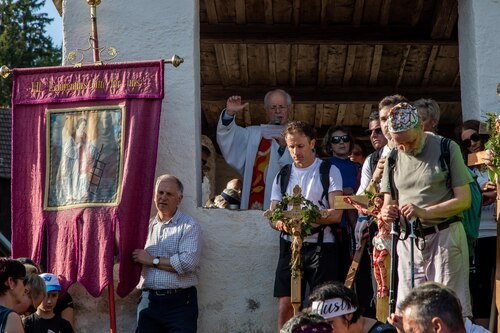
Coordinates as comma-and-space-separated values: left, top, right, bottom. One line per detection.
270, 193, 322, 239
0, 0, 62, 106
484, 112, 500, 168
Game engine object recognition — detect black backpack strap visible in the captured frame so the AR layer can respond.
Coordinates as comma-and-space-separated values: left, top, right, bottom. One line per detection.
277, 164, 292, 197
387, 148, 398, 200
319, 160, 332, 203
439, 137, 452, 188
369, 148, 383, 176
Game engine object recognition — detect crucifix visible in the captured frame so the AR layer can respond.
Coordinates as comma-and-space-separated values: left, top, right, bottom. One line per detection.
335, 194, 391, 322
264, 185, 328, 315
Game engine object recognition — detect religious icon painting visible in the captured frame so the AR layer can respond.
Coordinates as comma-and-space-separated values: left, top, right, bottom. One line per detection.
44, 104, 126, 210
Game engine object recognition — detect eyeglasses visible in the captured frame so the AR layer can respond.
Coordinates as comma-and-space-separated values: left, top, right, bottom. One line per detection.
330, 135, 350, 144
268, 105, 288, 112
462, 133, 481, 148
365, 127, 383, 135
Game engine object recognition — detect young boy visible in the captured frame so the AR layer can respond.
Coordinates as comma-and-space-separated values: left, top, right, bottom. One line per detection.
23, 273, 74, 333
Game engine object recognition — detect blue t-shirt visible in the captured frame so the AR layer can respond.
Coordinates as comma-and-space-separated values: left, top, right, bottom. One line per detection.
329, 156, 359, 227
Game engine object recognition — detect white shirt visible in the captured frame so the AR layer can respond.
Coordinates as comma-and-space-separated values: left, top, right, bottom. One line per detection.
271, 158, 343, 243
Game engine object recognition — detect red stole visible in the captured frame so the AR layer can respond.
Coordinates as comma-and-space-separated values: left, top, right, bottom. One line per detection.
248, 138, 272, 209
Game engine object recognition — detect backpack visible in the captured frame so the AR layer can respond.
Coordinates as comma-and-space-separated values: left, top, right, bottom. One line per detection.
387, 137, 482, 253
440, 137, 482, 252
277, 160, 332, 204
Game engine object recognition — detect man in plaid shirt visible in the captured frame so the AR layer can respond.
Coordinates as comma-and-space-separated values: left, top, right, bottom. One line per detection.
133, 174, 202, 333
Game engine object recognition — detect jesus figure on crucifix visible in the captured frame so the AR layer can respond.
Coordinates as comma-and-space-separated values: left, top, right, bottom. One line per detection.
266, 121, 344, 331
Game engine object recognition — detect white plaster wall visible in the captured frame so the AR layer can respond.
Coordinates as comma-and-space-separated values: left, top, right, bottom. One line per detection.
458, 0, 500, 121
62, 1, 278, 332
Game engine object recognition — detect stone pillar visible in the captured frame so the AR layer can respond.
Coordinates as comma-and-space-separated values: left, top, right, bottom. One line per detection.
458, 0, 500, 121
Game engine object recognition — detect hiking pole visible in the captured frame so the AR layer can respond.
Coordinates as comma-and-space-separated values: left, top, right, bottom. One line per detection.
388, 215, 400, 314
408, 217, 417, 289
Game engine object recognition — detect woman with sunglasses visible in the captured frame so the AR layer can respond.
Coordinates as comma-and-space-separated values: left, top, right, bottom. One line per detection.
322, 126, 366, 307
0, 258, 26, 333
459, 120, 496, 329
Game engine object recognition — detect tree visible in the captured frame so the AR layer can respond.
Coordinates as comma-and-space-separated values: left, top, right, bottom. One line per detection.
0, 0, 61, 106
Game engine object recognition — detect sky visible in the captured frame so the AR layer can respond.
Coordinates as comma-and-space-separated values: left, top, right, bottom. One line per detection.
41, 0, 63, 47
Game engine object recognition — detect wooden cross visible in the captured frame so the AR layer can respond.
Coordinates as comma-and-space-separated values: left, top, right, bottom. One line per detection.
264, 185, 328, 315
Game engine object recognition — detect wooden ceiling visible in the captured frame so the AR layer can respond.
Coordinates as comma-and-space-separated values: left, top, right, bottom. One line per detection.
200, 0, 461, 145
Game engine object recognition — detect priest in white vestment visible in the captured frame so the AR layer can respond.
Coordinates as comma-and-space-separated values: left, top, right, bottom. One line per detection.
216, 89, 293, 209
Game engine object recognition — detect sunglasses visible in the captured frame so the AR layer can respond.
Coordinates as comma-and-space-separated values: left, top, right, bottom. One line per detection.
365, 127, 383, 135
462, 133, 481, 148
330, 135, 350, 144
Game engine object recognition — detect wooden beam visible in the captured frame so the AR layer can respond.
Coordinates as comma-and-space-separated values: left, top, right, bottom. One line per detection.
452, 69, 460, 88
290, 45, 298, 87
200, 24, 457, 45
317, 45, 328, 87
395, 45, 411, 88
214, 45, 229, 84
235, 0, 246, 24
337, 104, 347, 124
293, 0, 300, 27
444, 3, 458, 38
362, 104, 373, 124
239, 44, 249, 86
343, 46, 357, 85
201, 85, 461, 103
379, 0, 392, 26
431, 0, 457, 39
314, 104, 324, 128
205, 0, 219, 24
320, 0, 329, 27
264, 0, 273, 24
268, 45, 277, 86
353, 0, 365, 27
52, 0, 62, 16
422, 45, 439, 86
411, 0, 425, 26
369, 45, 383, 86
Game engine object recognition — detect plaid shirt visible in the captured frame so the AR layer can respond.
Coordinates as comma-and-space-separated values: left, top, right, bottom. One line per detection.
137, 209, 202, 290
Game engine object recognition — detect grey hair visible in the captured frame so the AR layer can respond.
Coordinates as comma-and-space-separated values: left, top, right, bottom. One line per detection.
25, 273, 46, 304
155, 174, 184, 195
264, 89, 292, 108
413, 98, 440, 124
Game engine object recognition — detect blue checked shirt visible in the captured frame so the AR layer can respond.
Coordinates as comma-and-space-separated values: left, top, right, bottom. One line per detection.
137, 209, 202, 290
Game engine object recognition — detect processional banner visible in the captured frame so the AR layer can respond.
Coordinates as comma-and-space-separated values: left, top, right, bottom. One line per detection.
11, 60, 164, 297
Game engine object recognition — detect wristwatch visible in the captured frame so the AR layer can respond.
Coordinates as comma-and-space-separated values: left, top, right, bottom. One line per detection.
152, 257, 160, 268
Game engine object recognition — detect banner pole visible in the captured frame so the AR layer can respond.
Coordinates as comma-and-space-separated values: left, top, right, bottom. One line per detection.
108, 281, 117, 333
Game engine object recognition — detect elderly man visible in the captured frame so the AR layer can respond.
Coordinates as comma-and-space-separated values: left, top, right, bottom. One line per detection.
268, 121, 343, 330
413, 98, 441, 133
133, 175, 202, 333
379, 103, 473, 317
217, 89, 293, 209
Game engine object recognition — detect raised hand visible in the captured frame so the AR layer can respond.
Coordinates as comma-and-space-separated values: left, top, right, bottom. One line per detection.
226, 95, 249, 116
